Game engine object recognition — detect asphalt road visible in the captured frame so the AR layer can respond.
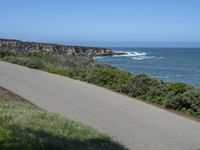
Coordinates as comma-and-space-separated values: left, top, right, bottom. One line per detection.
0, 61, 200, 150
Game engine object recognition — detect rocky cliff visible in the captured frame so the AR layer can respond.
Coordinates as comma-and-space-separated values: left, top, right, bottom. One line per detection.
0, 39, 113, 56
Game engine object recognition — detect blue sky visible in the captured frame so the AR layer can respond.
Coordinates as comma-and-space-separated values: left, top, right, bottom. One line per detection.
0, 0, 200, 47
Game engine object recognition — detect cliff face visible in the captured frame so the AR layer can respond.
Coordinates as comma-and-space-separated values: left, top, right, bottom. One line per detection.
0, 39, 113, 56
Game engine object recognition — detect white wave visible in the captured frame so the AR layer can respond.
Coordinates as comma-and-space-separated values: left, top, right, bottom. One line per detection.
93, 56, 103, 59
114, 51, 146, 57
158, 57, 164, 59
175, 74, 185, 77
161, 76, 170, 79
132, 57, 145, 60
132, 56, 156, 60
153, 76, 170, 79
113, 50, 164, 60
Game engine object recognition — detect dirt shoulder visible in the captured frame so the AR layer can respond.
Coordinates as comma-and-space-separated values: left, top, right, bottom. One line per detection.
0, 86, 29, 102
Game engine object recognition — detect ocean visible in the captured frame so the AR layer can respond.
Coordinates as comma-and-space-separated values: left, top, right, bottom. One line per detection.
94, 47, 200, 86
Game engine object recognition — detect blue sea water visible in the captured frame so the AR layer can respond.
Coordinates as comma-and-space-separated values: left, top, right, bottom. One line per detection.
94, 47, 200, 85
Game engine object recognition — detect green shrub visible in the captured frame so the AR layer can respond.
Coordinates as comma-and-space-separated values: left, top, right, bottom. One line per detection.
167, 82, 187, 94
82, 67, 132, 91
27, 51, 45, 58
3, 56, 27, 65
163, 86, 200, 116
164, 92, 185, 109
182, 87, 200, 116
124, 74, 158, 97
0, 51, 15, 58
45, 65, 69, 76
3, 56, 45, 69
144, 83, 167, 104
26, 57, 45, 69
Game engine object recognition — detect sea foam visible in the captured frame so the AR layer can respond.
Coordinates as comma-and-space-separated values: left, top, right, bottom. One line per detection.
114, 50, 163, 60
114, 51, 146, 57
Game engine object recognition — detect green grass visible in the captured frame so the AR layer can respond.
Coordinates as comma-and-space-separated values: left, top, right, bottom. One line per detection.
0, 51, 200, 118
0, 96, 126, 150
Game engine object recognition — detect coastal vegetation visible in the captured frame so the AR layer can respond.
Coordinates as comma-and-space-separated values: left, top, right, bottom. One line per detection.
0, 51, 200, 118
0, 87, 126, 150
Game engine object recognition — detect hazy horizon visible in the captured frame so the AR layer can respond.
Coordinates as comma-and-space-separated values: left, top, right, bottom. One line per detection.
62, 41, 200, 48
1, 37, 200, 48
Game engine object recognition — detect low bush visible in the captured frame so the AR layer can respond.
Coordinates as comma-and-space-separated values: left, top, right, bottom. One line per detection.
167, 82, 187, 94
25, 57, 45, 69
0, 51, 16, 58
27, 51, 45, 58
44, 65, 69, 76
164, 87, 200, 116
83, 67, 132, 91
3, 56, 45, 69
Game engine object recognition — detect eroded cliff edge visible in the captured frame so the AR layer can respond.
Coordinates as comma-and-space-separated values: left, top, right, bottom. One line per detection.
0, 39, 114, 56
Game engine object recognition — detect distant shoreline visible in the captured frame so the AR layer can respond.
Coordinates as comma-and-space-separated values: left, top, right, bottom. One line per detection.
0, 38, 114, 56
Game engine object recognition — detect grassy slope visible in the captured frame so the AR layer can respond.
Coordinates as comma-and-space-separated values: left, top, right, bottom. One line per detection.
0, 51, 200, 117
0, 89, 126, 150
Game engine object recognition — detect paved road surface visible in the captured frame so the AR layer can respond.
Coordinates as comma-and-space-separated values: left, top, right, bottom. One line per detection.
0, 61, 200, 150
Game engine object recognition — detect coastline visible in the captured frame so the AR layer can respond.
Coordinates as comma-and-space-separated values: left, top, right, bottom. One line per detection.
0, 39, 200, 118
0, 38, 114, 56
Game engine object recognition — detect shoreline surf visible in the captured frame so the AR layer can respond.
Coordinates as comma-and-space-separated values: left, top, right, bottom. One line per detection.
94, 47, 200, 85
